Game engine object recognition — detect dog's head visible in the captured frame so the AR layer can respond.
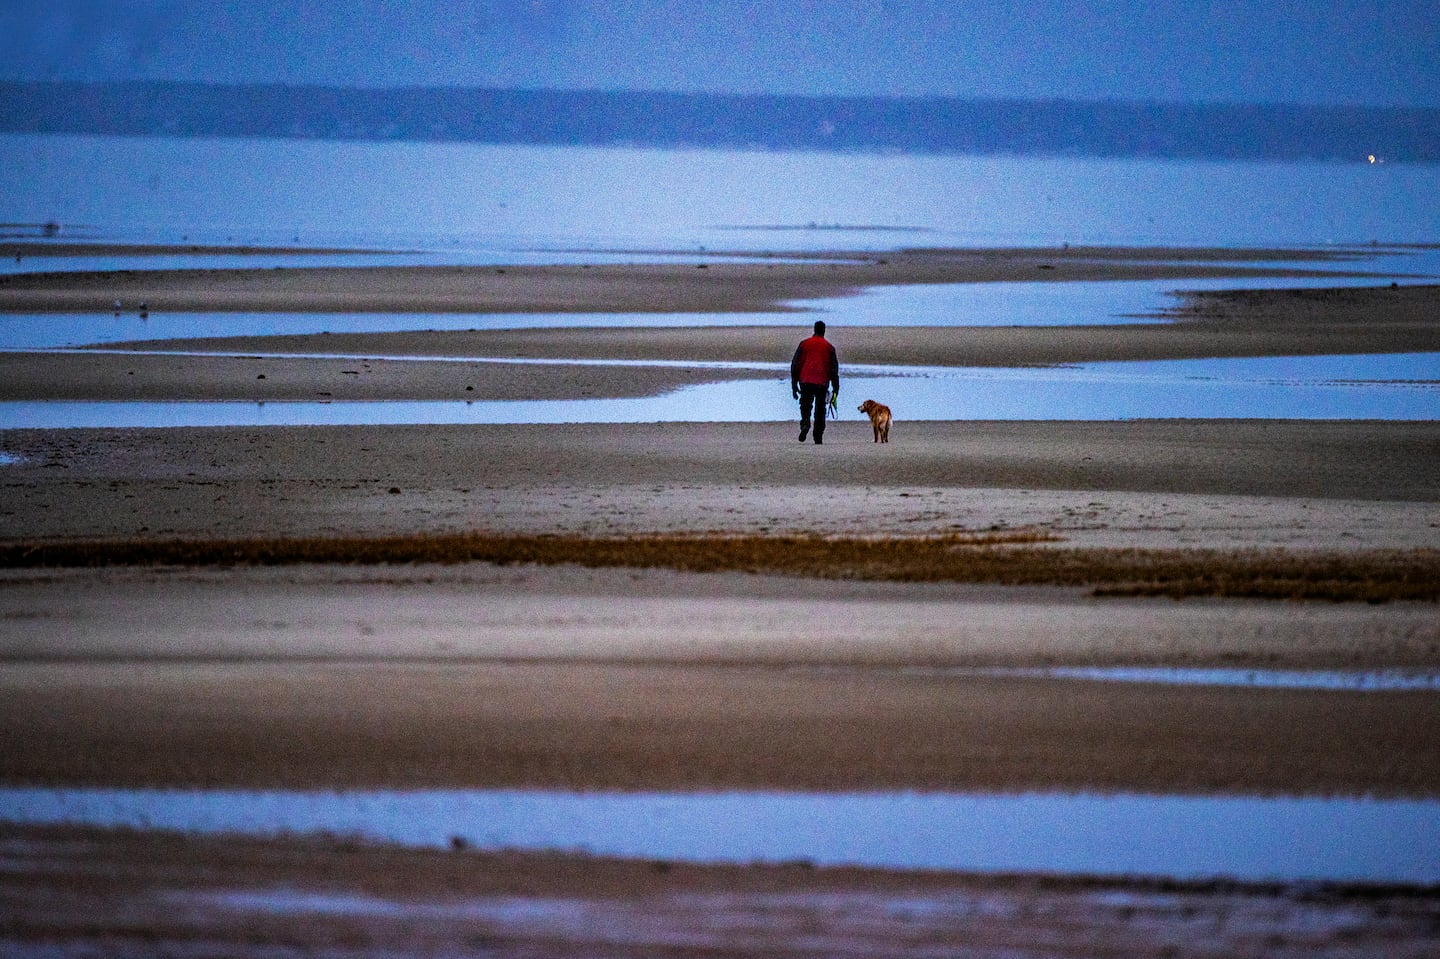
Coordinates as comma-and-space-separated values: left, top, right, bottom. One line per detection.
858, 400, 875, 413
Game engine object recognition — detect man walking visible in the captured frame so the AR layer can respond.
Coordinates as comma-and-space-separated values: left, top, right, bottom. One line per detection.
790, 320, 840, 444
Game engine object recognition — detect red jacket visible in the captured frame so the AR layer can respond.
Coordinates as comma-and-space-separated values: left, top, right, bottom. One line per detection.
790, 335, 839, 390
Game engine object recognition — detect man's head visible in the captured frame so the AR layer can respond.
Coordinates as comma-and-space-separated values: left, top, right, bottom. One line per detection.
813, 320, 826, 337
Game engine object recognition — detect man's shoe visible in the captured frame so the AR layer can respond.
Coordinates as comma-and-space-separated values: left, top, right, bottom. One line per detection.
814, 436, 823, 445
798, 424, 809, 442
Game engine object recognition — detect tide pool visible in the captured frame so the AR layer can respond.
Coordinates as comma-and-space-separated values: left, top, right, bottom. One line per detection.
0, 353, 1433, 427
2, 787, 1437, 884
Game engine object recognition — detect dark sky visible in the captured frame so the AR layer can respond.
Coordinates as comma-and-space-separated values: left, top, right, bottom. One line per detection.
3, 0, 1437, 107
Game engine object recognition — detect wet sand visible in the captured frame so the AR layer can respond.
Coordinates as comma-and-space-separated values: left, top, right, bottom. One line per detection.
2, 420, 1436, 548
0, 244, 1399, 315
2, 564, 1439, 795
5, 418, 1437, 808
0, 348, 774, 401
9, 824, 1438, 958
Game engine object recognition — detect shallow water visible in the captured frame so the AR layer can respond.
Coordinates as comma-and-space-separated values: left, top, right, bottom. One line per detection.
935, 667, 1440, 691
2, 787, 1437, 883
7, 268, 1433, 352
826, 268, 1435, 328
0, 246, 788, 277
0, 353, 1433, 427
0, 310, 802, 350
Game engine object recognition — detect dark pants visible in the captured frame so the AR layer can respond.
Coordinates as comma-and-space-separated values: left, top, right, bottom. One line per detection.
798, 382, 829, 441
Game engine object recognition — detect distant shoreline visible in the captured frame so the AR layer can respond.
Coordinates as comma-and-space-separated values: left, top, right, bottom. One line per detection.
3, 81, 1437, 163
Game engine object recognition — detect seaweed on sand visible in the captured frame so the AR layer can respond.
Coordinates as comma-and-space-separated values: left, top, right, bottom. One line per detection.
3, 532, 1437, 603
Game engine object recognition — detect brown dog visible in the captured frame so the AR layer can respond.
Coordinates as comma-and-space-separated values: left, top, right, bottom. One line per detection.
857, 399, 892, 443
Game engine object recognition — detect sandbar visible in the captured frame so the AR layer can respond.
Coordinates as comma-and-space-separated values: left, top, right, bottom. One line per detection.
1, 420, 1435, 548
0, 244, 1403, 314
2, 280, 1436, 403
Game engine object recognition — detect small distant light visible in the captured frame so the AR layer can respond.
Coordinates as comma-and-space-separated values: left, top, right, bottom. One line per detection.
1368, 154, 1377, 164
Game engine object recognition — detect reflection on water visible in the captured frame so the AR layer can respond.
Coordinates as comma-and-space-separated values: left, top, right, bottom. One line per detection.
838, 279, 1168, 327
2, 787, 1437, 883
937, 667, 1440, 691
821, 272, 1429, 328
0, 247, 775, 277
0, 353, 1433, 428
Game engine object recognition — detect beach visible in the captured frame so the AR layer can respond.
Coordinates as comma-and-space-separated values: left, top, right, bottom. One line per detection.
2, 246, 1438, 955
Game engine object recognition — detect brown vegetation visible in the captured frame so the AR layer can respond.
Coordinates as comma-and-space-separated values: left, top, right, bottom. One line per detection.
4, 532, 1437, 602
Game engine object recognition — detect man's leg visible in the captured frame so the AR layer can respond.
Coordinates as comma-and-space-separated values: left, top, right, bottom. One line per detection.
812, 386, 827, 444
798, 387, 814, 441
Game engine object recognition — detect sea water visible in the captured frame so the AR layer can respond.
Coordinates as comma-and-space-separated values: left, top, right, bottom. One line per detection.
2, 133, 1437, 252
2, 787, 1437, 884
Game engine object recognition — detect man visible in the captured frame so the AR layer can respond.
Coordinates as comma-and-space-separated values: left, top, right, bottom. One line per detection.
790, 319, 840, 444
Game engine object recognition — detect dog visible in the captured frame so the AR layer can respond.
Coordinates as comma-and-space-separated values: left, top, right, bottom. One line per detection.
857, 399, 892, 443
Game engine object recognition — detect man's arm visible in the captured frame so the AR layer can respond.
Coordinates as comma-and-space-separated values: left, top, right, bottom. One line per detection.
828, 343, 840, 393
790, 343, 803, 395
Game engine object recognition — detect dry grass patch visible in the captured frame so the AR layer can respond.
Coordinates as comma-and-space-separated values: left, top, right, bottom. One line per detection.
4, 531, 1438, 602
